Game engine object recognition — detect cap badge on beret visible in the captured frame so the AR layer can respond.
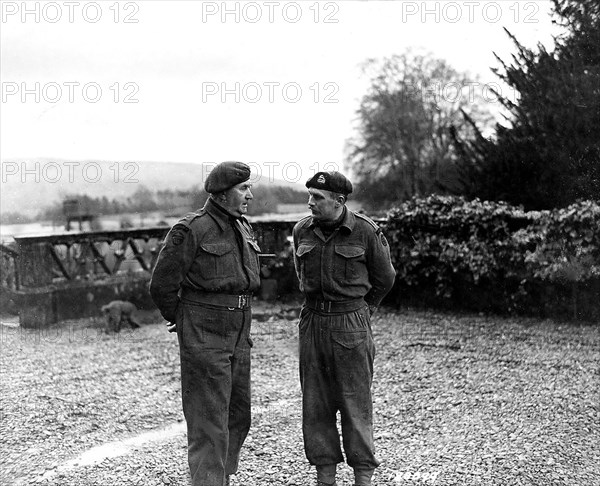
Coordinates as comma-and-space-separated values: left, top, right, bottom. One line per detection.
305, 171, 353, 196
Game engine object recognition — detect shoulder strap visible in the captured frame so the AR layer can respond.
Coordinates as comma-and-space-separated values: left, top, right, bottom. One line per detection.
172, 210, 206, 230
354, 211, 382, 234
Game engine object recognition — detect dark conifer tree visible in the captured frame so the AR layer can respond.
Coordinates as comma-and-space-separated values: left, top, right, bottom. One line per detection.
453, 0, 600, 209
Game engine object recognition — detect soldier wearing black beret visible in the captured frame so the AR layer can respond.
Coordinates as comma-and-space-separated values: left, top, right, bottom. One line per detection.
150, 161, 261, 486
204, 161, 253, 194
305, 171, 354, 196
293, 171, 396, 486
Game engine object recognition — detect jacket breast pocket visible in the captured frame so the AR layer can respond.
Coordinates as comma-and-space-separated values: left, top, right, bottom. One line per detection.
334, 245, 366, 282
296, 243, 317, 282
198, 242, 236, 280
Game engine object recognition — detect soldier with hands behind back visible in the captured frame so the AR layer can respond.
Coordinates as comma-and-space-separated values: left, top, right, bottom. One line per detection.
150, 161, 260, 486
293, 171, 396, 486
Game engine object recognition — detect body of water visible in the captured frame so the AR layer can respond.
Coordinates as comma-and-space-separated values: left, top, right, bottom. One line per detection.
0, 213, 174, 243
0, 211, 310, 243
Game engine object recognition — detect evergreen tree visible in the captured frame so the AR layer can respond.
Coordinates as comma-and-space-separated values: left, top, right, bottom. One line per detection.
453, 0, 600, 209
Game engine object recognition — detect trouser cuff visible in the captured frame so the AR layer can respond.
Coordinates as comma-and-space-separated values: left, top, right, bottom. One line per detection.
354, 468, 375, 486
317, 463, 337, 484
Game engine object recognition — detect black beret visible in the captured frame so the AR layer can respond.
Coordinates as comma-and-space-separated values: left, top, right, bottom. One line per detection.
305, 171, 353, 196
204, 161, 251, 194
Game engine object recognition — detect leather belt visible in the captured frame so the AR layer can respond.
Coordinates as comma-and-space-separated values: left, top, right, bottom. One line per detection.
305, 297, 366, 314
181, 289, 252, 309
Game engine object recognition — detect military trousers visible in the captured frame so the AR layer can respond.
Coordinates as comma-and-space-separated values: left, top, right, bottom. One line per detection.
176, 301, 252, 486
299, 305, 380, 471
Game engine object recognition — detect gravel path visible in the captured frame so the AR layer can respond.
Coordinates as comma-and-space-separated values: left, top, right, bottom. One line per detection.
1, 305, 598, 486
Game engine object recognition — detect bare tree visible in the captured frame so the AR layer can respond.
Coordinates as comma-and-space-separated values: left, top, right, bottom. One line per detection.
346, 51, 492, 207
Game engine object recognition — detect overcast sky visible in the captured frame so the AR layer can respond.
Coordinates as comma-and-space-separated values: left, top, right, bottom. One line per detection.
1, 0, 564, 181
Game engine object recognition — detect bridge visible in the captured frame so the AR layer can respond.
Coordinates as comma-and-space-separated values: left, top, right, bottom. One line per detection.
0, 221, 296, 327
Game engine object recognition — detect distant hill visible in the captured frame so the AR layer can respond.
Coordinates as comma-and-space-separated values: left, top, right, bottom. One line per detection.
0, 159, 304, 218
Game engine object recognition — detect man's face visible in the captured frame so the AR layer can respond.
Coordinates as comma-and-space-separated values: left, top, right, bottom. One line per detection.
223, 182, 253, 217
307, 188, 338, 222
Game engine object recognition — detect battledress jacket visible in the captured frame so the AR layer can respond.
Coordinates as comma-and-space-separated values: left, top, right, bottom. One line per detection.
292, 209, 396, 306
150, 199, 261, 323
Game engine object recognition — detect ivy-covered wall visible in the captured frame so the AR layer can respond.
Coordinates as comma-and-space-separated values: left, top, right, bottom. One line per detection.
383, 196, 600, 322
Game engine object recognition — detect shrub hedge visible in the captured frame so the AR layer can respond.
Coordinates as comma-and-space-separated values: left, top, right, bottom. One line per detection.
383, 196, 600, 321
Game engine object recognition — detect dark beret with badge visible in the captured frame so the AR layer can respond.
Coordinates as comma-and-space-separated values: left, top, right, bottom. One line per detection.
305, 171, 353, 196
204, 161, 251, 194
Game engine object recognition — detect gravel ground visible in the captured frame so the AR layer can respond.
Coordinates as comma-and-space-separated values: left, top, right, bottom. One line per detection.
1, 304, 598, 486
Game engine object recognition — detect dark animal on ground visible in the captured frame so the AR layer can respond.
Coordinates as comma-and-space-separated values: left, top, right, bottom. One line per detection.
101, 300, 141, 333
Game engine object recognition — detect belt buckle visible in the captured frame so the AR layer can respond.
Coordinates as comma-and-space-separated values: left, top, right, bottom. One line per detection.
318, 300, 331, 312
238, 295, 247, 308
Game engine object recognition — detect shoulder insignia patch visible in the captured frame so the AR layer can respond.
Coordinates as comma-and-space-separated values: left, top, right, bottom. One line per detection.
380, 233, 388, 246
169, 210, 204, 246
171, 227, 187, 246
172, 223, 190, 232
